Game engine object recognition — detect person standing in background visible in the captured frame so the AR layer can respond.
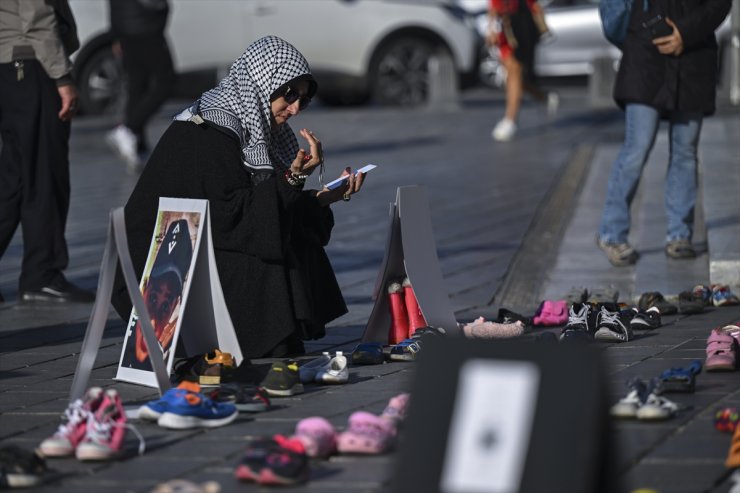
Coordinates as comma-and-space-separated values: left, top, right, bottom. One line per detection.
0, 0, 95, 303
106, 0, 175, 173
596, 0, 731, 266
486, 0, 558, 142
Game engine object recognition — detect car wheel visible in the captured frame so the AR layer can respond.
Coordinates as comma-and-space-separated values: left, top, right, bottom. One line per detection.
370, 36, 435, 106
478, 46, 507, 89
76, 44, 125, 116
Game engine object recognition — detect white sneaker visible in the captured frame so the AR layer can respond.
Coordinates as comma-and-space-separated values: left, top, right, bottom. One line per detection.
492, 118, 516, 141
315, 351, 349, 384
106, 125, 141, 172
547, 92, 560, 118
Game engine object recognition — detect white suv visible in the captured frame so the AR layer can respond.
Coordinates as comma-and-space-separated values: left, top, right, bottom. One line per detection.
70, 0, 480, 114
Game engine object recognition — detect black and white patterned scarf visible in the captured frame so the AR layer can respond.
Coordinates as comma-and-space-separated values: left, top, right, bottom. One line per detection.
182, 36, 313, 173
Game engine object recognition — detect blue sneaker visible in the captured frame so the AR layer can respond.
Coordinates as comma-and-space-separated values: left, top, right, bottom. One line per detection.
156, 385, 238, 429
137, 381, 202, 421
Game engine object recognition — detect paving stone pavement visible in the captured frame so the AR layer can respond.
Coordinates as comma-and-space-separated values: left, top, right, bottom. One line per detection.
1, 87, 739, 493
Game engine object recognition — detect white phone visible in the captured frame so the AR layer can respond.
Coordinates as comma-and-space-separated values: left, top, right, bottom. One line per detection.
325, 164, 377, 190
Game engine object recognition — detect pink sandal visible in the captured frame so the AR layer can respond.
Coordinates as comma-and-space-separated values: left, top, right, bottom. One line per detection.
292, 416, 337, 459
706, 328, 737, 371
380, 393, 410, 426
336, 411, 395, 454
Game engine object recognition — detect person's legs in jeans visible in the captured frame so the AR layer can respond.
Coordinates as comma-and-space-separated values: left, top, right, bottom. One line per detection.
598, 103, 661, 244
665, 112, 702, 244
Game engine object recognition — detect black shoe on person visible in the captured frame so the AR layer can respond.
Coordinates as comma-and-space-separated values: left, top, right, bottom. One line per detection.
21, 277, 95, 303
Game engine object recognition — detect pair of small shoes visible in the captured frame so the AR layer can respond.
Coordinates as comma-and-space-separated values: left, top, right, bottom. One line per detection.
532, 300, 568, 326
172, 349, 236, 386
351, 342, 385, 365
610, 378, 679, 421
712, 284, 740, 307
40, 387, 142, 460
261, 360, 305, 396
678, 290, 706, 314
208, 383, 271, 413
638, 291, 678, 315
496, 308, 533, 327
150, 479, 221, 493
0, 445, 48, 489
659, 359, 702, 393
234, 435, 309, 486
714, 407, 740, 433
629, 307, 662, 330
299, 352, 349, 384
139, 381, 238, 429
337, 411, 396, 455
292, 417, 338, 459
705, 328, 737, 371
462, 316, 525, 339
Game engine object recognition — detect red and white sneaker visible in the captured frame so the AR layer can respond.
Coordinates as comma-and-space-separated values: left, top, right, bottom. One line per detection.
76, 389, 131, 461
39, 387, 104, 457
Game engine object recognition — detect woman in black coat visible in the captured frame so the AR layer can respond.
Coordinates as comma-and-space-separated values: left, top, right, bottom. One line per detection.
596, 0, 731, 267
111, 36, 364, 359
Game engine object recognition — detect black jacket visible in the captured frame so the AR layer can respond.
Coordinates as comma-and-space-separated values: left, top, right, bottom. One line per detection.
111, 121, 348, 359
613, 0, 731, 116
109, 0, 169, 37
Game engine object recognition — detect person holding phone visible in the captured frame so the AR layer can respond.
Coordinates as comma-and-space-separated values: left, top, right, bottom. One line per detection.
111, 36, 365, 359
596, 0, 731, 266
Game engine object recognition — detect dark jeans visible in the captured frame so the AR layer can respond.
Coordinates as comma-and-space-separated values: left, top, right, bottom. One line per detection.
0, 60, 71, 291
120, 33, 175, 151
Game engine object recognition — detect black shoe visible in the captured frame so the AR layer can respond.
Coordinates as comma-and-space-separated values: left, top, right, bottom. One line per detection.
0, 444, 47, 488
21, 277, 95, 303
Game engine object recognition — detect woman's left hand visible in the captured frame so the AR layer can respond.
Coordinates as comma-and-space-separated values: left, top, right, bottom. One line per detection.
653, 18, 684, 56
316, 167, 366, 206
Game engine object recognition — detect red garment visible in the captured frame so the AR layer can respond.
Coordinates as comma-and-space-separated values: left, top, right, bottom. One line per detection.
490, 0, 537, 14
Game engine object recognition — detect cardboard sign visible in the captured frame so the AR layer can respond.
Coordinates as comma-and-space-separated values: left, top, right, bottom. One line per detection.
115, 198, 241, 389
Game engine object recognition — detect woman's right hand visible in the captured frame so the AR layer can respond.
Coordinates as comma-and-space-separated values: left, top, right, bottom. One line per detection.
290, 128, 324, 175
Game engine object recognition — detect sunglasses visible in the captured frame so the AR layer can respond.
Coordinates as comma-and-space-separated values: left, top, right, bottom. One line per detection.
283, 85, 311, 111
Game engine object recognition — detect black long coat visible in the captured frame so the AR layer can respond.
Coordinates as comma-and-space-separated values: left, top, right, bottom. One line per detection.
111, 121, 348, 359
614, 0, 731, 116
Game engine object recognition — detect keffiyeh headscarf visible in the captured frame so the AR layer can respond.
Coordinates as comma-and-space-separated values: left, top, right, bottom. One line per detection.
188, 36, 315, 173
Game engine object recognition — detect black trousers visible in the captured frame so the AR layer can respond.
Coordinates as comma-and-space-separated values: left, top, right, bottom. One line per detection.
120, 33, 175, 151
0, 60, 71, 291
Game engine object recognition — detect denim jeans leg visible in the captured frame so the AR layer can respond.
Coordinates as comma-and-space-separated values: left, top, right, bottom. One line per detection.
665, 112, 702, 242
598, 104, 660, 243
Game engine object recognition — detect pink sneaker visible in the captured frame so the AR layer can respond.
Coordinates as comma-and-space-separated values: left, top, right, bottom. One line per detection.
380, 393, 410, 427
532, 300, 568, 326
76, 389, 132, 461
706, 328, 737, 372
293, 417, 337, 458
39, 387, 104, 457
336, 411, 395, 454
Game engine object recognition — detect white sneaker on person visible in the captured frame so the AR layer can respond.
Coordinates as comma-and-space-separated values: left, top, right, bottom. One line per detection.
547, 92, 560, 118
492, 118, 517, 141
106, 125, 142, 173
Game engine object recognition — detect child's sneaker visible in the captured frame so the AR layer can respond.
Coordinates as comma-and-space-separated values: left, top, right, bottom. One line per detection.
594, 305, 632, 342
559, 303, 595, 342
234, 435, 309, 486
693, 284, 713, 306
315, 351, 349, 384
138, 381, 201, 421
610, 378, 647, 418
261, 361, 304, 397
38, 387, 104, 457
712, 284, 740, 307
0, 445, 48, 489
76, 389, 130, 461
298, 352, 331, 384
293, 417, 337, 458
156, 384, 238, 430
630, 307, 661, 330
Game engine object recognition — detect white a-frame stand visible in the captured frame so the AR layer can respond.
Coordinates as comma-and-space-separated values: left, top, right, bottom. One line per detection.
362, 186, 459, 343
69, 199, 241, 401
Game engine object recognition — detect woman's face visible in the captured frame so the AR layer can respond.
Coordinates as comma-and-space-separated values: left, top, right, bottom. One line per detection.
271, 79, 312, 127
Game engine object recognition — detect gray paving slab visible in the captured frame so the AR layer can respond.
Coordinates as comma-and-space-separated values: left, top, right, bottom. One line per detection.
1, 87, 739, 492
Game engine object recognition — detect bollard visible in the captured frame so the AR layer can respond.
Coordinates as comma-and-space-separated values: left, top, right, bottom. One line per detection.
426, 53, 460, 111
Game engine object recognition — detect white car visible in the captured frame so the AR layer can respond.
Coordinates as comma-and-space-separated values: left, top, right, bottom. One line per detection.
69, 0, 481, 114
463, 0, 732, 89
